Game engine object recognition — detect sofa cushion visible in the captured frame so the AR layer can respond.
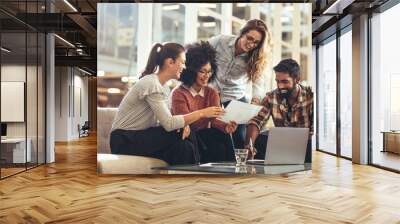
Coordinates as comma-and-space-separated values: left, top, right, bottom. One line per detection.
97, 153, 168, 174
97, 107, 118, 154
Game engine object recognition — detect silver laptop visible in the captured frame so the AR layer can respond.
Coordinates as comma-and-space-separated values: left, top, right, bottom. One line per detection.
248, 127, 309, 165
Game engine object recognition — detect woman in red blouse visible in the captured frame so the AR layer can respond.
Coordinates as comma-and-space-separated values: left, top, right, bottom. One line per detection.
171, 41, 237, 163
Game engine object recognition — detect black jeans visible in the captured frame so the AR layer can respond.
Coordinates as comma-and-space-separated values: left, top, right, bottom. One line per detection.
222, 97, 248, 149
196, 128, 235, 163
254, 132, 312, 163
110, 127, 200, 165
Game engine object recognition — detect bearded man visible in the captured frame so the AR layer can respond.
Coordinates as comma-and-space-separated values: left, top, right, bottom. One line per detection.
245, 59, 314, 163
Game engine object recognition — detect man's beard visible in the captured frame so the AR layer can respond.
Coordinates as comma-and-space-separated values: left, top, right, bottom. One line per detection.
278, 85, 297, 99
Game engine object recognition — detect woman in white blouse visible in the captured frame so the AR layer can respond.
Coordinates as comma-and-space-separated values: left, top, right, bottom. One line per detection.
110, 42, 224, 165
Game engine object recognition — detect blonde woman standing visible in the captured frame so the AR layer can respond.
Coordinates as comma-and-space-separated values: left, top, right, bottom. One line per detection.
208, 19, 270, 148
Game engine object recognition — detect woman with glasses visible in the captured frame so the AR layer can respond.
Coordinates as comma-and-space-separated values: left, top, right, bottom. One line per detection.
171, 41, 237, 163
208, 19, 270, 149
110, 42, 225, 165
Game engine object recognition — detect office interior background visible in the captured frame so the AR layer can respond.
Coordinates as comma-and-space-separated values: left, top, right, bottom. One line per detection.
314, 0, 400, 172
0, 0, 399, 223
0, 0, 97, 179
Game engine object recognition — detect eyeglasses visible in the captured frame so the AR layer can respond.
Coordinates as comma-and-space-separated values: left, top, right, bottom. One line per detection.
244, 34, 261, 46
198, 70, 212, 76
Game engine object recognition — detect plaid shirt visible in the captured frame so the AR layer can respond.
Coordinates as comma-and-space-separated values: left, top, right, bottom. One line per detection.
248, 85, 314, 136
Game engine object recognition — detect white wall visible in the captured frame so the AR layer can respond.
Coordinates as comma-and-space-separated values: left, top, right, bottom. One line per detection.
1, 64, 46, 164
1, 65, 26, 138
72, 73, 89, 138
54, 67, 89, 141
55, 67, 69, 141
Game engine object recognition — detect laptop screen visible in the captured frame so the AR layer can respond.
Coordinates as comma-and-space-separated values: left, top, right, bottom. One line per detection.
264, 127, 309, 165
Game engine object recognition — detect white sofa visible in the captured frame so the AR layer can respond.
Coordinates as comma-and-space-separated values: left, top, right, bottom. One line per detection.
97, 107, 168, 174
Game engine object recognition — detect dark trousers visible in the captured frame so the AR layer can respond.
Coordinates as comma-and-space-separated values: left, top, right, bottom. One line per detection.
196, 128, 235, 163
110, 127, 199, 165
254, 132, 312, 163
222, 97, 248, 149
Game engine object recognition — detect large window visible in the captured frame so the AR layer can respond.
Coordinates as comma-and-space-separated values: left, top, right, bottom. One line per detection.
260, 3, 312, 89
197, 6, 222, 41
199, 3, 221, 13
98, 4, 117, 57
317, 29, 352, 158
317, 37, 337, 154
340, 28, 352, 158
371, 3, 400, 171
97, 3, 312, 108
97, 3, 139, 107
233, 3, 251, 19
153, 4, 185, 44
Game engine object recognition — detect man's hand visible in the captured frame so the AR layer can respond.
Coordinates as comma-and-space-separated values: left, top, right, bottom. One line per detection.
245, 124, 260, 159
244, 143, 257, 159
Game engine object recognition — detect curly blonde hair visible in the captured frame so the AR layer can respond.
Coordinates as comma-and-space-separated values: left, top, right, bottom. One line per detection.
238, 19, 271, 82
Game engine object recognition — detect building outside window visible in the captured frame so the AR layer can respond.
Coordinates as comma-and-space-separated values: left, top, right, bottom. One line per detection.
340, 28, 352, 158
371, 3, 400, 171
97, 3, 312, 109
317, 37, 337, 155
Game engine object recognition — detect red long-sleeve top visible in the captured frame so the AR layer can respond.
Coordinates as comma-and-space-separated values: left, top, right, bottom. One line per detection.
170, 85, 227, 133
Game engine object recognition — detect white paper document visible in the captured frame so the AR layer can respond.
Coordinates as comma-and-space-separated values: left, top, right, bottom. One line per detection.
219, 100, 263, 124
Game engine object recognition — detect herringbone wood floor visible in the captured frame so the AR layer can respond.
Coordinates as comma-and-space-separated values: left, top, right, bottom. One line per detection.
1, 134, 400, 224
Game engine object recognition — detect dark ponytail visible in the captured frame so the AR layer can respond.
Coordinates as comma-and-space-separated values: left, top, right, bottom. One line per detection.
140, 42, 185, 78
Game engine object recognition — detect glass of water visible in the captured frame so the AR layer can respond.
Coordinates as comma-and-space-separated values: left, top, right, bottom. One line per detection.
234, 148, 248, 166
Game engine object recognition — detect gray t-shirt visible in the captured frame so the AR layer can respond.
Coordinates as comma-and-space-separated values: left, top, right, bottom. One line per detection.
208, 34, 265, 103
111, 74, 185, 132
